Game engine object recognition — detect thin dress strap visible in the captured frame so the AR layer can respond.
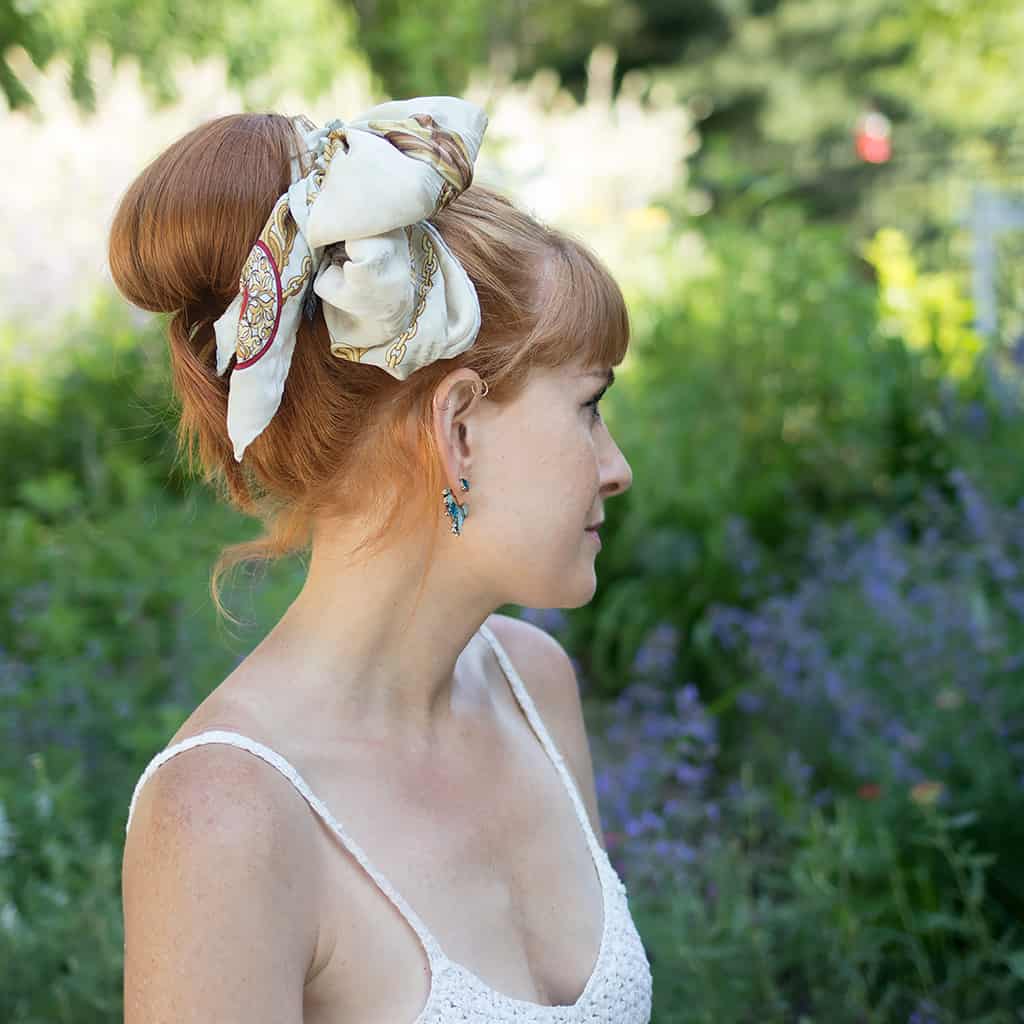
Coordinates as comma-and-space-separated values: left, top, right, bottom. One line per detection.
124, 728, 447, 964
477, 622, 606, 867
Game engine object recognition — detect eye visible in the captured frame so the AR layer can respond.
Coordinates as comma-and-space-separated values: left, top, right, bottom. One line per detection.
584, 389, 607, 423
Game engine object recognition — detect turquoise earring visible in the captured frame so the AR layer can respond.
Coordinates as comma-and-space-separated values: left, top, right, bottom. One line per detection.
442, 478, 470, 535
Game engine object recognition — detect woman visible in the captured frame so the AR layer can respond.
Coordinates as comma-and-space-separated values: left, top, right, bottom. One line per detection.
113, 97, 652, 1023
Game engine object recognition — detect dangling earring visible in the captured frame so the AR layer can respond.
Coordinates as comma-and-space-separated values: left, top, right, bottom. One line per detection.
442, 478, 470, 535
438, 382, 484, 536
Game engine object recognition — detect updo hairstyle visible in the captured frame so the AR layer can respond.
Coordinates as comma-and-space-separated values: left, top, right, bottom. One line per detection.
108, 113, 629, 614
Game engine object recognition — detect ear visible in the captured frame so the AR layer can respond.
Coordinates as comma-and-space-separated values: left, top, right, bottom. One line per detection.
431, 369, 488, 489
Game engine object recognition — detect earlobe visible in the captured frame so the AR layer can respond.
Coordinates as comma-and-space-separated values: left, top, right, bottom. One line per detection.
433, 375, 486, 520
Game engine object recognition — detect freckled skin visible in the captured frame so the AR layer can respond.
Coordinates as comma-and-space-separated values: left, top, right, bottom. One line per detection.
124, 354, 635, 1023
462, 357, 632, 609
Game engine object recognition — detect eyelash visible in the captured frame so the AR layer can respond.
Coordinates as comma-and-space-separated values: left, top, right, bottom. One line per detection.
585, 389, 607, 422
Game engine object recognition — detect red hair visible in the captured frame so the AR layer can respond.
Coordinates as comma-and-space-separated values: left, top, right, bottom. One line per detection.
108, 112, 629, 619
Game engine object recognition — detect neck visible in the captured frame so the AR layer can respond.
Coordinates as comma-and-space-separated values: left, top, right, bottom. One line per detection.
247, 517, 501, 752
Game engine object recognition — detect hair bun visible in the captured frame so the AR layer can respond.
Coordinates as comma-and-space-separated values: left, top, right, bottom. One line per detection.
108, 114, 295, 316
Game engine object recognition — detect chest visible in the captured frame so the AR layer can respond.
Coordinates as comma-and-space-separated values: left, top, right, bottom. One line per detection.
300, 712, 606, 1024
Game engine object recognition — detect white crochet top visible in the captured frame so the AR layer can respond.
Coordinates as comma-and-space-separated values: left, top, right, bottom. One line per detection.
125, 622, 653, 1023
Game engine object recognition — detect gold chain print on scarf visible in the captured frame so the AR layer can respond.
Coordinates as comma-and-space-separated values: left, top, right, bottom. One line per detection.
307, 128, 349, 204
384, 226, 438, 370
327, 227, 438, 370
236, 115, 461, 371
365, 113, 475, 211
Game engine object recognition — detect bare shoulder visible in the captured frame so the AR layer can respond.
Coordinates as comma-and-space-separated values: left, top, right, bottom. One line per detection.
122, 742, 323, 1022
485, 613, 578, 719
484, 612, 606, 850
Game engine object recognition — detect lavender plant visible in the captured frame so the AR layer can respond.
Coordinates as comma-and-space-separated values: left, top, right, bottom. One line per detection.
585, 622, 719, 892
585, 472, 1024, 1021
704, 469, 1024, 808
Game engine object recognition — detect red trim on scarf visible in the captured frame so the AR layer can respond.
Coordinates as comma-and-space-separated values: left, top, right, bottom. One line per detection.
235, 241, 284, 370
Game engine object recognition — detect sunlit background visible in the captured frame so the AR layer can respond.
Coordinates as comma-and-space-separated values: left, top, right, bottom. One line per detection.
2, 2, 1024, 1020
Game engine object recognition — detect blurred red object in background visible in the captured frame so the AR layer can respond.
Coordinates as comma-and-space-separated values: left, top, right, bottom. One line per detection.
855, 108, 892, 163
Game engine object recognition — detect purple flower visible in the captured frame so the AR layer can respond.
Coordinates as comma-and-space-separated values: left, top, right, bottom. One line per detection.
699, 473, 1024, 800
590, 666, 718, 888
631, 622, 680, 680
737, 690, 764, 713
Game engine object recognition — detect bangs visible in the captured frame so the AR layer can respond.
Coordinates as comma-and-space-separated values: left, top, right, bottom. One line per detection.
529, 235, 630, 370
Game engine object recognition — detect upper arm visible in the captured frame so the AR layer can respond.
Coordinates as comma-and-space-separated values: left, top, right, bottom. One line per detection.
486, 613, 606, 851
122, 747, 320, 1024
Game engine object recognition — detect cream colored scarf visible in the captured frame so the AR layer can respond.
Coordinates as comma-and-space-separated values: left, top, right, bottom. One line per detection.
213, 96, 488, 462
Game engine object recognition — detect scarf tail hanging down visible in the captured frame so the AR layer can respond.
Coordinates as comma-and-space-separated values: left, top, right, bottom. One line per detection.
212, 96, 488, 463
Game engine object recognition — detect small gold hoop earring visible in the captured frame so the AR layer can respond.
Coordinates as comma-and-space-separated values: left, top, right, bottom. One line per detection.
440, 379, 488, 410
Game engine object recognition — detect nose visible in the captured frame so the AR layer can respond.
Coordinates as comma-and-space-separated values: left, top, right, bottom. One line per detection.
599, 426, 633, 498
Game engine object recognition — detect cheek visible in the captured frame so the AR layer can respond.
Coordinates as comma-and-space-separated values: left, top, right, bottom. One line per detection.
492, 417, 597, 533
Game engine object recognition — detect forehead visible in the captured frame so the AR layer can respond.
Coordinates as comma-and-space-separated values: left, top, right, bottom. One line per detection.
524, 363, 614, 394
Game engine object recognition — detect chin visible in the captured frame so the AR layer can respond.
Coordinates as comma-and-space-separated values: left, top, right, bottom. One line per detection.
554, 564, 599, 609
508, 563, 597, 611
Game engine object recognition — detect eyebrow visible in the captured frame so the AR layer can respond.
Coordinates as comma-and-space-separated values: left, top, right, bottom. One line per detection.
581, 368, 615, 386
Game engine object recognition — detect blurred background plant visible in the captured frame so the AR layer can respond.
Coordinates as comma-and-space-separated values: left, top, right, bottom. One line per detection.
3, 1, 1024, 1021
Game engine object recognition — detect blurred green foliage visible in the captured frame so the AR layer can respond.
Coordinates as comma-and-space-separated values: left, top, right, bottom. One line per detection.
567, 206, 1024, 694
631, 795, 1024, 1022
3, 1, 1024, 1018
1, 752, 123, 1023
568, 206, 1024, 1022
0, 0, 728, 110
0, 0, 365, 110
9, 0, 1021, 291
3, 215, 1022, 1018
0, 303, 306, 1020
667, 0, 1024, 251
